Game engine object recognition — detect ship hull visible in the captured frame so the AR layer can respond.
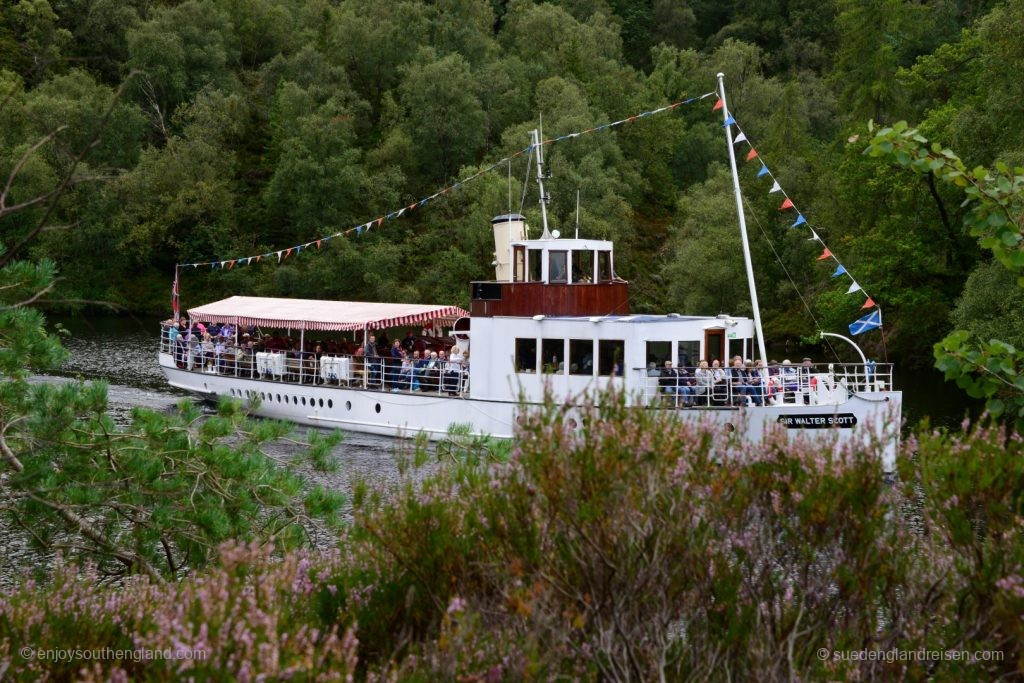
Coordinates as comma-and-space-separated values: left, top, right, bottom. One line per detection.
160, 353, 901, 468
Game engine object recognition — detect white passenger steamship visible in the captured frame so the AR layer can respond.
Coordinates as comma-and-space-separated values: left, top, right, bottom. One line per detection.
159, 76, 902, 467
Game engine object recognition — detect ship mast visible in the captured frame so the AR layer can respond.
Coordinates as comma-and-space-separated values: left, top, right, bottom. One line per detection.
531, 128, 552, 238
717, 73, 767, 363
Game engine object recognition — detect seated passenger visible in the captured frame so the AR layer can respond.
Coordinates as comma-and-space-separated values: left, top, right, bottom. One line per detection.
694, 360, 713, 405
410, 351, 425, 391
393, 356, 414, 392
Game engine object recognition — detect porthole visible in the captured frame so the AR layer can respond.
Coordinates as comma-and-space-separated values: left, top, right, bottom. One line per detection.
328, 399, 333, 409
301, 397, 306, 406
260, 392, 265, 401
345, 400, 351, 411
276, 394, 281, 403
375, 403, 381, 414
318, 398, 323, 408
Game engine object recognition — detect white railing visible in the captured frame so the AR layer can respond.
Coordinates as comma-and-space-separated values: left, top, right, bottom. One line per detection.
160, 325, 470, 396
636, 362, 895, 408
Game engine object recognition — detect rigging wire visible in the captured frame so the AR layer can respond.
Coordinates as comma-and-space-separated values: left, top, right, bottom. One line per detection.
517, 145, 534, 222
742, 193, 842, 362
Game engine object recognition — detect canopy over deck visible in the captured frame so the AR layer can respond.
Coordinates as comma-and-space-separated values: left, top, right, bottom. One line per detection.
187, 296, 469, 332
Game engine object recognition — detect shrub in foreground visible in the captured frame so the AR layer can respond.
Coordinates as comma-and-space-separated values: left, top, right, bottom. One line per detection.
1, 393, 1022, 680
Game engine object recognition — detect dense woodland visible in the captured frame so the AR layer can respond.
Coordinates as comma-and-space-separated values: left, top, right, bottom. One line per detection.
2, 0, 1024, 365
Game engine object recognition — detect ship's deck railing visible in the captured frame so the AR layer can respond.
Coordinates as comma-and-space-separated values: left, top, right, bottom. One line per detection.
635, 362, 894, 409
159, 326, 470, 397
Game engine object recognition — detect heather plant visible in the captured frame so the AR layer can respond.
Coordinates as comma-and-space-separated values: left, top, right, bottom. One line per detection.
2, 391, 1022, 680
0, 541, 358, 681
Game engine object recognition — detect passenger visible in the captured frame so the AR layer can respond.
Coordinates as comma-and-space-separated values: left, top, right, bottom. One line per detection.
387, 340, 404, 386
394, 355, 414, 392
677, 363, 697, 407
781, 359, 799, 401
402, 330, 416, 354
744, 360, 764, 406
694, 360, 713, 404
646, 361, 660, 377
363, 334, 381, 386
660, 360, 693, 407
710, 359, 728, 404
411, 351, 426, 391
422, 351, 440, 392
729, 358, 750, 406
801, 357, 814, 404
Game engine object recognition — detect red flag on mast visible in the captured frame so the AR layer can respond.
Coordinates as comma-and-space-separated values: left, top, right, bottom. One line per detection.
746, 148, 758, 161
712, 99, 723, 111
816, 248, 832, 261
861, 297, 875, 309
779, 198, 794, 210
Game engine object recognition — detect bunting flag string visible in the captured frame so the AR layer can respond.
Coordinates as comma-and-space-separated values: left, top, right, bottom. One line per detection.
722, 111, 881, 334
177, 91, 716, 271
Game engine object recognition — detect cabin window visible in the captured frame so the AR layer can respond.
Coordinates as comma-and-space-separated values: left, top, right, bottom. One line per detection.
549, 251, 568, 283
597, 251, 612, 282
569, 339, 594, 375
513, 245, 526, 282
541, 338, 565, 373
677, 341, 699, 370
598, 339, 625, 376
528, 249, 543, 282
572, 250, 593, 283
515, 338, 537, 373
645, 341, 672, 367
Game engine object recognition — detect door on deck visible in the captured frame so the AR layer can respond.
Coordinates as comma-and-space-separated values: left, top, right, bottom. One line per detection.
704, 329, 725, 364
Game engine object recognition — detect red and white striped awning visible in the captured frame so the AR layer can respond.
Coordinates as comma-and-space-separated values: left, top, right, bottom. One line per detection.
187, 296, 469, 332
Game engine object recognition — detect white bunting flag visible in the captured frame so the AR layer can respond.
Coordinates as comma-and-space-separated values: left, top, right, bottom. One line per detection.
769, 180, 782, 194
733, 132, 747, 145
809, 230, 821, 242
847, 281, 862, 294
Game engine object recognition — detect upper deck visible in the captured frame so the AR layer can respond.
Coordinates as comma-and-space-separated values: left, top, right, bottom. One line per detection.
471, 214, 631, 317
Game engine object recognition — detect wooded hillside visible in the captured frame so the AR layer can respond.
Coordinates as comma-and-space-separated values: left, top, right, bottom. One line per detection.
2, 0, 1021, 362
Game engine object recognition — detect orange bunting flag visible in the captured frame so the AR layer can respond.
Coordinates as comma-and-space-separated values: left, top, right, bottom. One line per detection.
817, 248, 832, 261
228, 260, 235, 270
779, 198, 794, 211
316, 240, 322, 250
861, 297, 875, 309
377, 217, 384, 227
284, 248, 292, 259
746, 148, 758, 161
712, 99, 723, 111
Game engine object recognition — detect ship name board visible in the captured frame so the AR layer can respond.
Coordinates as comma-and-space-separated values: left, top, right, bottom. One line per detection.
776, 414, 857, 429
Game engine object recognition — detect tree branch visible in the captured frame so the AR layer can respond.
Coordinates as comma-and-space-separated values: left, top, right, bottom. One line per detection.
0, 71, 139, 269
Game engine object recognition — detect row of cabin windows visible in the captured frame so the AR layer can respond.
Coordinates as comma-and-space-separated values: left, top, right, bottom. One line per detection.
515, 338, 625, 376
513, 247, 613, 284
646, 340, 702, 368
515, 338, 710, 377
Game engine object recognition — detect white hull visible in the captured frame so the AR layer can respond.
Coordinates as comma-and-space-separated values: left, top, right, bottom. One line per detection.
160, 353, 902, 468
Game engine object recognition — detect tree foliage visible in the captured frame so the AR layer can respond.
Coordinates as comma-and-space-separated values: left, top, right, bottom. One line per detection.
0, 0, 1021, 393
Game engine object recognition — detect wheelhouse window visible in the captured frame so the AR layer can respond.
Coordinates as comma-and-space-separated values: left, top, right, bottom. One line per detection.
597, 250, 612, 282
549, 251, 567, 283
515, 338, 537, 373
571, 250, 593, 283
542, 338, 565, 373
598, 339, 624, 376
513, 245, 526, 282
677, 341, 699, 370
569, 339, 594, 375
528, 249, 543, 282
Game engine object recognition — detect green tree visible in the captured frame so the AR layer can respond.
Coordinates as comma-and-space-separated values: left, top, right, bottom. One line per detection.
867, 121, 1024, 426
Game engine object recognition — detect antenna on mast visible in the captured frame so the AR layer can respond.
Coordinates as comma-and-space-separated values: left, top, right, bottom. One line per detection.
717, 72, 768, 363
575, 188, 580, 239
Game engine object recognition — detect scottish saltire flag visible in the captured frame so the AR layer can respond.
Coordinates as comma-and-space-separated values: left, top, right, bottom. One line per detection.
849, 309, 882, 335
